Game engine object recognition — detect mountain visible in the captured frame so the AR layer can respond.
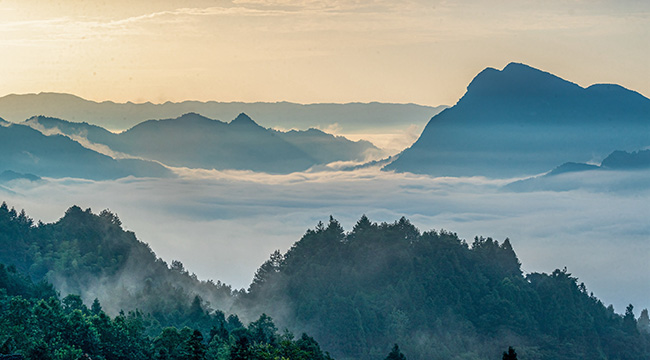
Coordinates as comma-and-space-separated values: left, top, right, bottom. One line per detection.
0, 123, 172, 180
0, 208, 333, 360
504, 149, 650, 192
384, 63, 650, 178
0, 92, 445, 133
111, 113, 317, 173
272, 128, 382, 164
0, 203, 234, 330
24, 113, 380, 173
601, 149, 650, 170
241, 216, 650, 360
0, 170, 41, 183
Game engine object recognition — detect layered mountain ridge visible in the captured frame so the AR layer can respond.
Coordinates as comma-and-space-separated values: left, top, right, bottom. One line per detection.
19, 112, 380, 176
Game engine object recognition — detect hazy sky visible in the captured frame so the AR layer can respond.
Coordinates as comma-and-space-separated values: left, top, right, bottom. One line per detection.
0, 0, 648, 105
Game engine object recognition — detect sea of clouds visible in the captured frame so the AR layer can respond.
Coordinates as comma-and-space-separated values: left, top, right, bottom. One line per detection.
2, 166, 648, 313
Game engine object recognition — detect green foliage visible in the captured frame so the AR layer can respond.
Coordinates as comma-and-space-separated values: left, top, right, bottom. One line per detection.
385, 344, 407, 360
244, 215, 650, 360
0, 202, 233, 335
0, 264, 331, 360
502, 347, 517, 360
2, 204, 649, 360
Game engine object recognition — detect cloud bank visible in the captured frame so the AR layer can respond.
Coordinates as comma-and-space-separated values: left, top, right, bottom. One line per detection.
1, 166, 648, 314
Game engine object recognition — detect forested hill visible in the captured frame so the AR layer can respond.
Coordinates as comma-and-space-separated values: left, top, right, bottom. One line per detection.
1, 203, 649, 359
0, 202, 234, 333
241, 216, 650, 360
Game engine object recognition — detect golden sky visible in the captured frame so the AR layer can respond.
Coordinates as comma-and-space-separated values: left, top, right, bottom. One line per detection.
0, 0, 648, 105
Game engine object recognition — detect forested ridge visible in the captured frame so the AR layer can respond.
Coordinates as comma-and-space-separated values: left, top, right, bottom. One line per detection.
0, 203, 649, 359
242, 216, 650, 359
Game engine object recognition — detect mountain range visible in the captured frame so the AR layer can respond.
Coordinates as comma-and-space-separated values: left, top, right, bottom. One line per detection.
3, 62, 649, 180
505, 149, 650, 192
0, 92, 445, 133
0, 121, 172, 180
385, 62, 650, 178
22, 113, 380, 175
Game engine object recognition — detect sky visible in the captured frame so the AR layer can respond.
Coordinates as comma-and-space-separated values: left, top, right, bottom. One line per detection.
0, 0, 648, 106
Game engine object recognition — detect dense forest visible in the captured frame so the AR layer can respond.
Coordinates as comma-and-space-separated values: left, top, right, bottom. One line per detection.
0, 203, 649, 359
0, 202, 234, 333
241, 216, 650, 359
0, 262, 333, 359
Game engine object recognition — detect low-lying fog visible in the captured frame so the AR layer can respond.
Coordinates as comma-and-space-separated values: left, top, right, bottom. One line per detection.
3, 166, 648, 313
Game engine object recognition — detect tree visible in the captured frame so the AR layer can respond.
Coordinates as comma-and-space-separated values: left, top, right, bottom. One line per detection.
385, 344, 406, 360
638, 309, 650, 334
624, 304, 638, 334
183, 329, 206, 360
502, 346, 517, 360
90, 298, 102, 315
248, 313, 278, 345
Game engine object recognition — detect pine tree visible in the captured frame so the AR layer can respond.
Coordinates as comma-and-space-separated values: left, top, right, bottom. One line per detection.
638, 309, 650, 334
385, 344, 407, 360
502, 346, 517, 360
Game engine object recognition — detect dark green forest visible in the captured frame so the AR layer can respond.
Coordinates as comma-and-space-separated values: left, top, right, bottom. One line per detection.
0, 262, 333, 359
241, 216, 650, 359
0, 203, 649, 359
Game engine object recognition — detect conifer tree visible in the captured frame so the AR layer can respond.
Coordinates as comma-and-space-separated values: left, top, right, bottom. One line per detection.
502, 346, 517, 360
385, 344, 407, 360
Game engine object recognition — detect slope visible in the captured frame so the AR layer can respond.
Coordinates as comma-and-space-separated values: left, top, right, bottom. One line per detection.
242, 216, 650, 360
0, 123, 171, 180
385, 62, 650, 178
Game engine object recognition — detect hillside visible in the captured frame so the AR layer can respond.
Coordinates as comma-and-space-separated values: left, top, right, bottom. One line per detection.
241, 216, 650, 360
0, 262, 333, 360
385, 63, 650, 178
0, 123, 172, 180
1, 203, 648, 359
0, 202, 234, 335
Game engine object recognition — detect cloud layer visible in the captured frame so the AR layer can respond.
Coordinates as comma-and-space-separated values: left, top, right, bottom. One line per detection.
2, 166, 648, 313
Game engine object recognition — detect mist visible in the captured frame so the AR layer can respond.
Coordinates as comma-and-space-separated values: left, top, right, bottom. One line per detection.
1, 166, 648, 313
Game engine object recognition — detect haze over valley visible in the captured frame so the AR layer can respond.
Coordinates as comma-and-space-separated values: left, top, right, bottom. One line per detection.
1, 1, 649, 358
1, 63, 648, 317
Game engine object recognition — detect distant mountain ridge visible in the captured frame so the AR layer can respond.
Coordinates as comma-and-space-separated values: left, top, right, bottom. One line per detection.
504, 149, 650, 192
23, 113, 380, 174
0, 92, 445, 133
385, 62, 650, 178
0, 122, 172, 180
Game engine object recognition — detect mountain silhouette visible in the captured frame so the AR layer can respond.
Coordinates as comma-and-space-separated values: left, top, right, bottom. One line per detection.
0, 92, 444, 133
385, 62, 650, 177
273, 128, 381, 164
0, 170, 41, 183
0, 123, 172, 180
504, 149, 650, 192
25, 113, 379, 174
601, 149, 650, 170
